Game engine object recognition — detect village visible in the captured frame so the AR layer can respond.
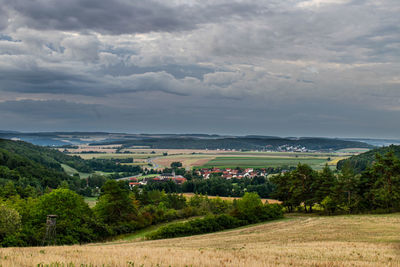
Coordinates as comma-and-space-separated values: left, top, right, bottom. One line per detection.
128, 167, 270, 188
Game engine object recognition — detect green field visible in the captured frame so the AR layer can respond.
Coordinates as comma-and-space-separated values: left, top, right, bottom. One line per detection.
201, 156, 330, 169
61, 163, 91, 178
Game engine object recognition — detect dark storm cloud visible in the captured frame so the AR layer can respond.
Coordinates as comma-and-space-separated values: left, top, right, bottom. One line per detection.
0, 67, 98, 95
0, 99, 102, 120
3, 0, 262, 34
1, 97, 399, 138
0, 64, 204, 96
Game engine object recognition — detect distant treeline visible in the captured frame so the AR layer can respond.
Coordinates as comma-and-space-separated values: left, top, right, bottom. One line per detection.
94, 137, 373, 151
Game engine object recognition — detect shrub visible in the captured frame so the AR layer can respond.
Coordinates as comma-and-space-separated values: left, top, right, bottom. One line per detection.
147, 214, 243, 240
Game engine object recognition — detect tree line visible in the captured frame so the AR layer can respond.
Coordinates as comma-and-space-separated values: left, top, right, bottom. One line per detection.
271, 151, 400, 214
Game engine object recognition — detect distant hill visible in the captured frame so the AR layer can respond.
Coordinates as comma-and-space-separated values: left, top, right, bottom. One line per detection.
0, 131, 374, 151
337, 144, 400, 172
98, 137, 374, 151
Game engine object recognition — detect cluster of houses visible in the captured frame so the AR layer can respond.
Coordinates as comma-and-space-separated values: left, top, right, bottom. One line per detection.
128, 168, 271, 188
196, 168, 267, 179
129, 171, 187, 188
276, 144, 308, 152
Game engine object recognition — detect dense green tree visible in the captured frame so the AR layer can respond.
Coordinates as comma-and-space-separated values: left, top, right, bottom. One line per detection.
368, 152, 400, 211
32, 188, 104, 244
290, 164, 318, 212
0, 204, 21, 238
171, 162, 183, 168
315, 165, 336, 204
232, 192, 264, 223
94, 180, 138, 228
335, 162, 361, 213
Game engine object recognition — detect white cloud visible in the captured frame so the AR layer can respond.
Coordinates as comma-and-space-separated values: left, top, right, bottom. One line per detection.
297, 0, 351, 9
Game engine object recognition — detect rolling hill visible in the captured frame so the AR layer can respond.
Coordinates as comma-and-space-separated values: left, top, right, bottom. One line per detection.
99, 136, 374, 151
337, 144, 400, 172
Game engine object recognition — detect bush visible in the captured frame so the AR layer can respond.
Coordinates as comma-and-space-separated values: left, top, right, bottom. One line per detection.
147, 193, 283, 240
147, 214, 243, 240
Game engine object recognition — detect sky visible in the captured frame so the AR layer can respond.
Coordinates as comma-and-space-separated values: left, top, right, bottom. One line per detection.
0, 0, 399, 138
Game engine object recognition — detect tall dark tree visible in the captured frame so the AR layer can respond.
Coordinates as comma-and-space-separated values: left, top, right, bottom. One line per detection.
291, 164, 318, 212
368, 151, 400, 211
94, 180, 138, 227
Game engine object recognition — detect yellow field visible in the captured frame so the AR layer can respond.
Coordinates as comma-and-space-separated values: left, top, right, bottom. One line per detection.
2, 214, 399, 267
327, 156, 348, 166
152, 154, 217, 169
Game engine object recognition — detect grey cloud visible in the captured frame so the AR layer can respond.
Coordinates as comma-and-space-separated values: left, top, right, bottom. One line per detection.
0, 67, 98, 95
0, 0, 399, 137
0, 64, 204, 96
0, 6, 9, 30
61, 35, 100, 62
3, 0, 263, 34
100, 63, 215, 80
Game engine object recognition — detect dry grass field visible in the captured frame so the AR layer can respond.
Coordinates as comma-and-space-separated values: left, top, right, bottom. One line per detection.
152, 154, 217, 169
1, 214, 399, 267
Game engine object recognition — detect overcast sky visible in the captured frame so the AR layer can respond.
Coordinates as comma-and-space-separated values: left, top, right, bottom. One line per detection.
0, 0, 399, 138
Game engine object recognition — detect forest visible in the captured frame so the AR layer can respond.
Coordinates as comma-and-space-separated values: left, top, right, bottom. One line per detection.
337, 144, 400, 172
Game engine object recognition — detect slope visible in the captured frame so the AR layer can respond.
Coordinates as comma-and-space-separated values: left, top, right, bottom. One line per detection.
1, 213, 399, 266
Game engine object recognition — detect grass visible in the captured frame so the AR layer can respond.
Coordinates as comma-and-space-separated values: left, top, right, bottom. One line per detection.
61, 164, 91, 179
201, 156, 330, 169
139, 174, 159, 179
84, 197, 98, 208
2, 213, 399, 266
106, 217, 205, 244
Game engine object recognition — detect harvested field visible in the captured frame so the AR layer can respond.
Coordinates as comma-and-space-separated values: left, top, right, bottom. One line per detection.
152, 154, 217, 169
2, 214, 399, 266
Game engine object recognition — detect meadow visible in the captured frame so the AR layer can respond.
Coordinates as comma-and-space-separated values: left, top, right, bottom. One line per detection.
201, 156, 330, 169
2, 213, 399, 266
